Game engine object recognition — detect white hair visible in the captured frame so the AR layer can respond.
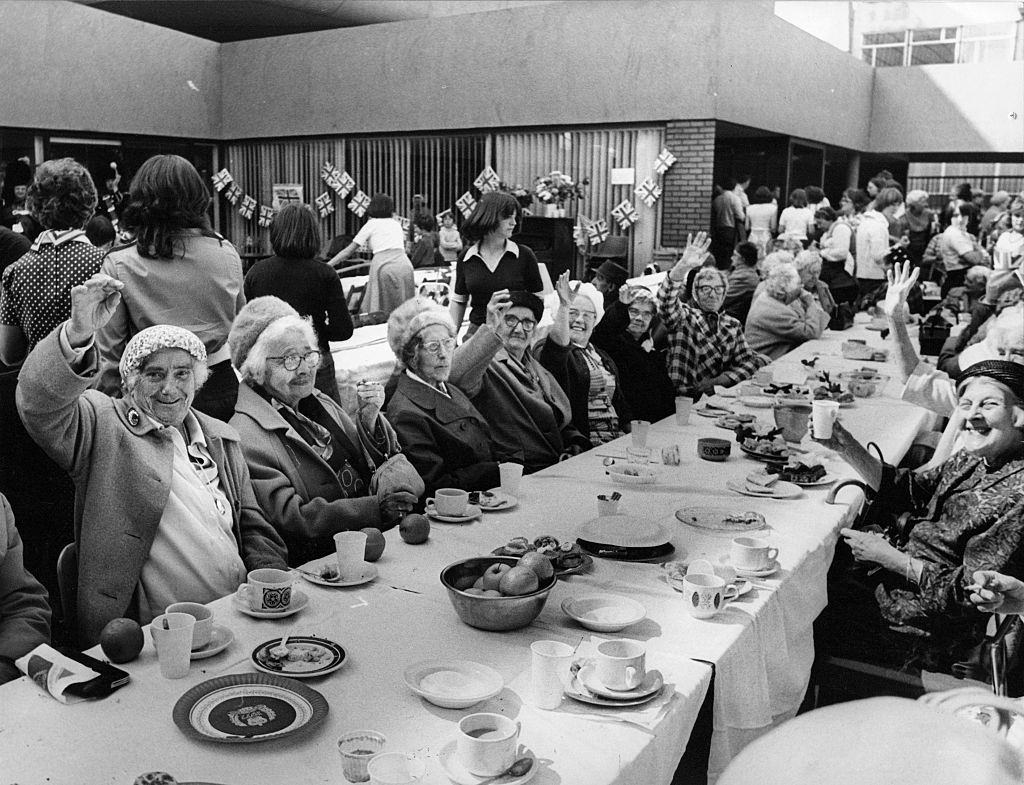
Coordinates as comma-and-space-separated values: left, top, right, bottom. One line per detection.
240, 315, 318, 385
760, 250, 794, 279
764, 263, 803, 301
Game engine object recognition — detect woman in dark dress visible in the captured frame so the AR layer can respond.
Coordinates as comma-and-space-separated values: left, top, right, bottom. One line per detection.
450, 192, 544, 336
244, 203, 353, 404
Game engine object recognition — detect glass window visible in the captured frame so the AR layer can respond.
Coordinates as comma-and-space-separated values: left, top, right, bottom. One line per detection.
864, 31, 906, 45
910, 42, 955, 65
912, 27, 943, 42
873, 46, 906, 67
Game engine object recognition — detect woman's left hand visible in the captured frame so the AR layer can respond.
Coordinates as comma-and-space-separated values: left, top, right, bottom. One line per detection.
840, 527, 903, 570
356, 380, 385, 426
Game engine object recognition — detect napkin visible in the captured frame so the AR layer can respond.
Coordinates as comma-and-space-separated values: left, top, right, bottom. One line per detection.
16, 644, 99, 704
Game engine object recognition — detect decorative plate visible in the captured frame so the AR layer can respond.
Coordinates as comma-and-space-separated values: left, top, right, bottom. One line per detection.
674, 506, 768, 533
172, 673, 329, 743
403, 659, 503, 709
577, 539, 675, 562
251, 636, 346, 678
233, 589, 309, 619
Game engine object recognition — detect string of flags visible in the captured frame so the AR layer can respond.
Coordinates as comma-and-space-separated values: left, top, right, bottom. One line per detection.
209, 145, 679, 240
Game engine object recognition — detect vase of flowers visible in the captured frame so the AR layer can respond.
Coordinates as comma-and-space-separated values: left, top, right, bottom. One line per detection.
534, 170, 588, 216
497, 182, 535, 214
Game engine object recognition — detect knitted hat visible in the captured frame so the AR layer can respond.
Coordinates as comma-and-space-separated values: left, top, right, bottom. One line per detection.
120, 325, 206, 380
507, 291, 544, 321
594, 260, 628, 286
572, 281, 605, 323
228, 296, 300, 370
957, 359, 1024, 401
387, 296, 454, 365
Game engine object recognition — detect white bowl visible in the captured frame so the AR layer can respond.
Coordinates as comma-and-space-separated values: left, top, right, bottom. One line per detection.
402, 659, 503, 709
606, 465, 657, 485
561, 593, 646, 632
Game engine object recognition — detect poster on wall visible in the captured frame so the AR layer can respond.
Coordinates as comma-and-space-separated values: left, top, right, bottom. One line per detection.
271, 184, 303, 211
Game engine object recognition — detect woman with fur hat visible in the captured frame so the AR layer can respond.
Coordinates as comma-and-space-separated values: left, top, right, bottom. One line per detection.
384, 298, 500, 498
228, 297, 422, 566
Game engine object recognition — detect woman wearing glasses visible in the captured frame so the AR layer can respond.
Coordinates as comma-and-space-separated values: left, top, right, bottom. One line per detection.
228, 297, 421, 566
384, 298, 500, 498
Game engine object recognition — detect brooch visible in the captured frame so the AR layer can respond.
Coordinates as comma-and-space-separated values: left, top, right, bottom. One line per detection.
127, 408, 141, 427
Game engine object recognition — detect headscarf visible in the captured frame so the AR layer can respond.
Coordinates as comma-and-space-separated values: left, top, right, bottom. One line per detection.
119, 325, 206, 380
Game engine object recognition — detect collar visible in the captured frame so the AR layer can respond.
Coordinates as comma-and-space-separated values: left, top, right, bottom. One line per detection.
464, 240, 520, 261
30, 228, 92, 252
405, 369, 449, 397
142, 409, 205, 445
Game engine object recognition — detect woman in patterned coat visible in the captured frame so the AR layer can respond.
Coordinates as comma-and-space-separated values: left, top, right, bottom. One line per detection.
813, 359, 1024, 674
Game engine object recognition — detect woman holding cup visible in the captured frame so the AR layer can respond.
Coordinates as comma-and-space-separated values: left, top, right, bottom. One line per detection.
811, 359, 1024, 674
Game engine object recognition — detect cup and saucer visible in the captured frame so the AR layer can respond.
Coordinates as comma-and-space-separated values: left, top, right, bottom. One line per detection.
190, 626, 234, 659
576, 664, 664, 701
426, 488, 482, 523
439, 742, 538, 785
233, 590, 309, 619
734, 560, 780, 578
426, 504, 483, 524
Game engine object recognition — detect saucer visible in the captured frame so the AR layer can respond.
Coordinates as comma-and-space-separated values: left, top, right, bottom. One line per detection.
727, 480, 803, 500
564, 674, 664, 707
426, 504, 482, 523
300, 563, 377, 587
191, 625, 234, 660
439, 741, 537, 785
666, 575, 753, 598
479, 489, 518, 511
738, 395, 777, 408
734, 560, 780, 578
577, 664, 664, 700
233, 589, 309, 619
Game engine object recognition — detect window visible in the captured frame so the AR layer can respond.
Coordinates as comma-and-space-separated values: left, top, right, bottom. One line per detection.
862, 30, 907, 67
862, 21, 1020, 66
909, 27, 956, 65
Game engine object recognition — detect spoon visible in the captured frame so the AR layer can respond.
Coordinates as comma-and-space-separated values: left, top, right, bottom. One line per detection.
269, 633, 290, 659
474, 757, 533, 784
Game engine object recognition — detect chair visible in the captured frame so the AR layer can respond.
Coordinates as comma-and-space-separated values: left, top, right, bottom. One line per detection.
56, 541, 78, 647
346, 282, 367, 315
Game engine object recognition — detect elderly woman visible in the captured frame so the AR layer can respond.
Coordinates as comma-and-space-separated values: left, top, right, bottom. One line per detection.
793, 249, 836, 316
96, 154, 245, 422
592, 285, 675, 423
745, 262, 829, 360
229, 297, 422, 566
449, 288, 590, 473
384, 298, 500, 497
16, 274, 287, 647
814, 359, 1024, 674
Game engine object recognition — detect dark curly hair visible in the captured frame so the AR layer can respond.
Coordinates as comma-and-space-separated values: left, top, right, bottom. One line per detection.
121, 154, 217, 259
27, 158, 97, 230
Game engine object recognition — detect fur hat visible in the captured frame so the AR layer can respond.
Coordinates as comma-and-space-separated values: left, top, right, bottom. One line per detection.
228, 296, 300, 370
387, 296, 454, 366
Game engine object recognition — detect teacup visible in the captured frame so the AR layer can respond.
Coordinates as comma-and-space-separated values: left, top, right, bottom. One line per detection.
236, 567, 293, 613
428, 488, 469, 517
685, 558, 716, 576
165, 601, 214, 650
595, 639, 646, 690
682, 572, 738, 619
456, 712, 521, 777
697, 437, 731, 462
731, 536, 779, 571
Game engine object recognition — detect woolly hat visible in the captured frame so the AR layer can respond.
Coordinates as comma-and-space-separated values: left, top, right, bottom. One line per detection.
228, 296, 300, 370
572, 281, 605, 322
120, 325, 206, 380
507, 291, 544, 321
387, 296, 454, 365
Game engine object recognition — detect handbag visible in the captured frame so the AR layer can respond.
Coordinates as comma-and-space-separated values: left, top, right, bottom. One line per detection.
828, 302, 855, 331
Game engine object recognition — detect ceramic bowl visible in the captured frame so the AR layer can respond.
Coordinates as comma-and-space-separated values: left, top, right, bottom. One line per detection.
403, 659, 503, 708
697, 437, 732, 462
561, 594, 646, 632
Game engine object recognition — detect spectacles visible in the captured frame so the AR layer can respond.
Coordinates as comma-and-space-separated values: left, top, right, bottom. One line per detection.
696, 285, 726, 296
503, 315, 536, 332
420, 337, 456, 355
567, 309, 596, 323
627, 307, 653, 319
268, 350, 322, 371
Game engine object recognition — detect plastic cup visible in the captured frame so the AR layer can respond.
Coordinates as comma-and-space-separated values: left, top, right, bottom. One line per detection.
630, 420, 650, 448
531, 639, 574, 709
335, 531, 368, 582
366, 753, 425, 785
338, 730, 387, 783
812, 400, 840, 439
674, 397, 692, 426
151, 612, 195, 679
498, 462, 523, 496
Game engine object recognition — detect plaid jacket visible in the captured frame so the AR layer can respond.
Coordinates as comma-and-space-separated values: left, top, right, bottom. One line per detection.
656, 275, 769, 395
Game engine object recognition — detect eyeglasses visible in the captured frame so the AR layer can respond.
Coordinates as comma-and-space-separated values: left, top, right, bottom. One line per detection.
627, 307, 653, 319
268, 350, 322, 371
420, 337, 456, 356
567, 309, 596, 323
696, 285, 726, 296
503, 315, 536, 332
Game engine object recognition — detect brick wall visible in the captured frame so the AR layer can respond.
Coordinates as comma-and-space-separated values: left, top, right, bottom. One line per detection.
661, 120, 716, 248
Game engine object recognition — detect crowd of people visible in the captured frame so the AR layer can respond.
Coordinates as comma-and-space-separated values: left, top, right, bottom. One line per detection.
0, 153, 1021, 703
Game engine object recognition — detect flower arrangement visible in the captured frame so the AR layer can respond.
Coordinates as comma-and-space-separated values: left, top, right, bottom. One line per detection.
533, 171, 589, 206
497, 182, 534, 211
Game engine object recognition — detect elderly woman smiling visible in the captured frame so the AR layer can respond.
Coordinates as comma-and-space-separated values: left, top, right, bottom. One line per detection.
228, 297, 422, 566
16, 274, 287, 647
384, 298, 500, 498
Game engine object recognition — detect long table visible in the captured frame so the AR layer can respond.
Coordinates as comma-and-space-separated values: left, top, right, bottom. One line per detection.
0, 317, 931, 784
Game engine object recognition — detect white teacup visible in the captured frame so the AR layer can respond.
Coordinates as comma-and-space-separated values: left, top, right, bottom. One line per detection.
456, 712, 521, 777
165, 601, 214, 650
428, 488, 469, 517
731, 536, 779, 572
236, 567, 293, 613
682, 572, 738, 619
595, 639, 646, 690
812, 400, 840, 439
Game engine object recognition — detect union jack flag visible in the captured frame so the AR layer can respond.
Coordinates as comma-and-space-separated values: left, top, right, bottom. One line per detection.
586, 219, 610, 245
348, 190, 371, 217
257, 205, 274, 228
211, 169, 233, 192
335, 171, 356, 199
314, 191, 335, 217
473, 166, 500, 193
456, 191, 477, 219
611, 199, 639, 230
654, 148, 677, 175
224, 183, 243, 205
239, 195, 257, 220
635, 178, 662, 207
395, 214, 411, 233
321, 163, 341, 188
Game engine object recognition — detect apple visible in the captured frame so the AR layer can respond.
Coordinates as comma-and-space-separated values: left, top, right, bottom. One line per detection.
482, 589, 503, 597
453, 574, 477, 590
464, 587, 486, 596
472, 576, 486, 590
361, 527, 386, 561
498, 565, 540, 596
518, 551, 554, 582
399, 513, 430, 544
480, 562, 511, 591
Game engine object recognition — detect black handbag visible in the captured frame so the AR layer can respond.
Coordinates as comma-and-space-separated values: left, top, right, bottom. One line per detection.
828, 303, 855, 331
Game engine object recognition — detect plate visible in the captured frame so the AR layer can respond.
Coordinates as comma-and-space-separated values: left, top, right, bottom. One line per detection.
233, 590, 309, 619
191, 625, 234, 660
555, 552, 594, 576
577, 664, 664, 700
666, 575, 753, 598
561, 594, 646, 632
440, 741, 537, 785
727, 480, 803, 500
576, 515, 670, 549
739, 444, 790, 463
479, 489, 518, 511
675, 506, 768, 533
172, 673, 329, 743
694, 404, 733, 418
735, 560, 780, 578
577, 539, 675, 562
738, 395, 777, 408
606, 466, 657, 485
426, 504, 482, 523
747, 468, 836, 488
299, 563, 378, 587
715, 414, 757, 431
251, 636, 346, 678
564, 673, 665, 708
403, 659, 503, 709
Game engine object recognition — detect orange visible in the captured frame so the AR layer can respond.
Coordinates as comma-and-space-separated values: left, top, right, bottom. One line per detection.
99, 617, 144, 663
399, 513, 430, 544
360, 527, 386, 561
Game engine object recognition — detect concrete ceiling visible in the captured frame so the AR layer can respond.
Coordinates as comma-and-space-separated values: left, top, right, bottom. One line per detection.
68, 0, 556, 42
